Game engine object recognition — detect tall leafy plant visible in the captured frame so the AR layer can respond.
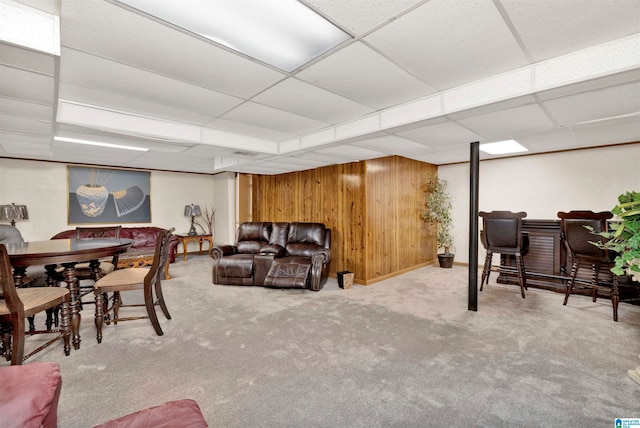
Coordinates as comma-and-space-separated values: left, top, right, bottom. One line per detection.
421, 174, 454, 254
589, 191, 640, 277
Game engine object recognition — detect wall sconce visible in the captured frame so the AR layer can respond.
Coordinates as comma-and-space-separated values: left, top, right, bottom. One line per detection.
0, 203, 29, 227
184, 204, 201, 236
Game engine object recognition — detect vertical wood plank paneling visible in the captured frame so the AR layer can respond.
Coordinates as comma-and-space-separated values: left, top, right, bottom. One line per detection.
252, 156, 436, 284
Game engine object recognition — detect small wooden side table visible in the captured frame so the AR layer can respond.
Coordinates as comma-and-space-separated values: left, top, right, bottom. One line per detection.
176, 234, 213, 261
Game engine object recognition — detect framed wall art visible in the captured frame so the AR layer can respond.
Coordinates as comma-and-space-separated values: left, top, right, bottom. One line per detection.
67, 166, 151, 224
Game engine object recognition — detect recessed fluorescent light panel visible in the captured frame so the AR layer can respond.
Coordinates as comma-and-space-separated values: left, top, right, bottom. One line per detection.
116, 0, 351, 72
479, 140, 528, 155
54, 136, 149, 151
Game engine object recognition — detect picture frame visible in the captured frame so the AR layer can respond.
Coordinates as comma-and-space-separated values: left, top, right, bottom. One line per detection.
67, 166, 151, 224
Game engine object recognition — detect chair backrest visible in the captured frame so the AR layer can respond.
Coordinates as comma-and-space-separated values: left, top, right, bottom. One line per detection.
557, 211, 613, 259
75, 226, 121, 239
479, 211, 527, 250
0, 244, 24, 320
144, 227, 175, 287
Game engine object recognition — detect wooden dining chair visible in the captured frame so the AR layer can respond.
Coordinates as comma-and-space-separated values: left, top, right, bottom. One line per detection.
0, 244, 71, 365
93, 228, 175, 343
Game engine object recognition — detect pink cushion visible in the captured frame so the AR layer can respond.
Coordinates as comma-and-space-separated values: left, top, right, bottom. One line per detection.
94, 399, 207, 428
0, 361, 62, 428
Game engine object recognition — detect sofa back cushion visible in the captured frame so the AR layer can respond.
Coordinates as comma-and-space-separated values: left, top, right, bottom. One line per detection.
269, 223, 290, 247
236, 222, 271, 254
119, 227, 163, 249
286, 223, 326, 257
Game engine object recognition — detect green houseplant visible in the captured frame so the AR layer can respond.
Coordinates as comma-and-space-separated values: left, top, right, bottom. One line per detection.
588, 191, 640, 279
421, 174, 454, 268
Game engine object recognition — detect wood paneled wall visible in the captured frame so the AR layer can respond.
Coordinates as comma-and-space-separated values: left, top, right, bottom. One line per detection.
252, 156, 437, 284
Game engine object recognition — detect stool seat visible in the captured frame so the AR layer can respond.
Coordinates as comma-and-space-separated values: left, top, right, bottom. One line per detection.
0, 361, 62, 428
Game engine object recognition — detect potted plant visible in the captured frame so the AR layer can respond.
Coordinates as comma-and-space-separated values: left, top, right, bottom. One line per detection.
589, 190, 640, 279
421, 173, 454, 268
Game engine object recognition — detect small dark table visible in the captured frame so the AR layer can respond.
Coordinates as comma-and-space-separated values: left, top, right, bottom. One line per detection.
6, 238, 133, 350
175, 233, 213, 261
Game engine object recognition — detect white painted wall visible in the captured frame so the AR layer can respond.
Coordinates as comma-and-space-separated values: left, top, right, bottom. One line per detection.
0, 159, 223, 255
439, 143, 640, 263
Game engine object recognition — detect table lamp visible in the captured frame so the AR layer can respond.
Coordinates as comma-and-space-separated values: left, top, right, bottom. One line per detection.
184, 204, 201, 236
0, 203, 29, 227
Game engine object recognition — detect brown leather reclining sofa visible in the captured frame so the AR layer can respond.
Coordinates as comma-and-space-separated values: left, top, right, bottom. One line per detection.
210, 222, 331, 291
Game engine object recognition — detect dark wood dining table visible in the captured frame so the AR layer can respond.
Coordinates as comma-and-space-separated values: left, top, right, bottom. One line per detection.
5, 238, 133, 350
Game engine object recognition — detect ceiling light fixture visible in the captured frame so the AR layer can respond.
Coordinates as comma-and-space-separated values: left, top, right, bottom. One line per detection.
479, 140, 528, 155
54, 136, 149, 151
116, 0, 351, 72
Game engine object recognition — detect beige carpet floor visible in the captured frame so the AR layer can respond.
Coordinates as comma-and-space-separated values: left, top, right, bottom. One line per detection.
15, 255, 640, 427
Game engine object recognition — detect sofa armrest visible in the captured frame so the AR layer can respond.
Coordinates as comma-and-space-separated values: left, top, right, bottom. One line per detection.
209, 245, 236, 259
259, 244, 286, 257
309, 248, 331, 291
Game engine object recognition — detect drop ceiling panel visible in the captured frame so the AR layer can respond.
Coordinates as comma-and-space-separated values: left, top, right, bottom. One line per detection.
50, 140, 144, 164
61, 0, 285, 99
296, 41, 436, 109
0, 65, 54, 104
60, 49, 243, 117
0, 97, 53, 120
500, 0, 640, 62
455, 104, 556, 140
205, 119, 294, 142
571, 117, 640, 147
252, 78, 374, 124
314, 144, 386, 160
350, 135, 430, 155
0, 113, 51, 135
395, 121, 484, 148
0, 138, 51, 156
514, 128, 579, 153
542, 81, 640, 126
59, 82, 217, 126
0, 43, 55, 75
364, 0, 529, 90
221, 102, 330, 136
306, 0, 423, 36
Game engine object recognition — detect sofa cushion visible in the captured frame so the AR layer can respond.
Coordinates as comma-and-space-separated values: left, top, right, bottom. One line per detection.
285, 242, 323, 258
288, 223, 325, 246
237, 222, 272, 242
269, 222, 290, 247
236, 241, 267, 254
218, 254, 254, 278
0, 361, 62, 428
264, 256, 311, 288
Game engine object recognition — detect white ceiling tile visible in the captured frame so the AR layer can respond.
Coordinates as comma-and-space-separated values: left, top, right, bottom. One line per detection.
206, 119, 294, 142
455, 104, 556, 140
60, 0, 285, 98
0, 97, 53, 120
50, 140, 144, 164
351, 135, 430, 155
364, 0, 528, 90
0, 65, 54, 104
513, 128, 579, 153
501, 0, 640, 62
0, 43, 55, 75
0, 139, 51, 156
307, 0, 423, 36
571, 116, 640, 147
297, 42, 436, 109
315, 144, 386, 160
543, 81, 640, 126
0, 113, 51, 135
221, 102, 330, 136
60, 49, 243, 117
395, 121, 483, 148
252, 78, 374, 124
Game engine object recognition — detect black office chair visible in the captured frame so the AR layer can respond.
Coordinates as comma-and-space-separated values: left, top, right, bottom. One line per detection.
557, 211, 620, 322
479, 211, 529, 298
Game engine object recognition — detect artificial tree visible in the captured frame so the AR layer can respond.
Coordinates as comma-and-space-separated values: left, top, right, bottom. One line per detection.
421, 174, 454, 267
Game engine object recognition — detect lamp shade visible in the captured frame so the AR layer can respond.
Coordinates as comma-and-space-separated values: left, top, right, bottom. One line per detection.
0, 203, 28, 223
184, 204, 201, 217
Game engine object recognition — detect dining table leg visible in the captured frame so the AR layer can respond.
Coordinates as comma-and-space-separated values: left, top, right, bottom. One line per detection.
61, 262, 81, 350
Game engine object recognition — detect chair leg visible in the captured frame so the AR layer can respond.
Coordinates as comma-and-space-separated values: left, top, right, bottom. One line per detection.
10, 316, 25, 365
516, 255, 526, 298
612, 275, 619, 322
60, 301, 71, 356
113, 291, 121, 325
155, 280, 171, 320
591, 264, 599, 302
145, 283, 163, 336
563, 261, 578, 305
95, 291, 104, 344
480, 251, 492, 291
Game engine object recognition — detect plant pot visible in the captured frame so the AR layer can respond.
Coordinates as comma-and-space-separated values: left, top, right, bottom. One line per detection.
437, 253, 454, 268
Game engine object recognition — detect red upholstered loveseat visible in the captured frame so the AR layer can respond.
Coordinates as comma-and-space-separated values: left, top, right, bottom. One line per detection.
51, 227, 180, 273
